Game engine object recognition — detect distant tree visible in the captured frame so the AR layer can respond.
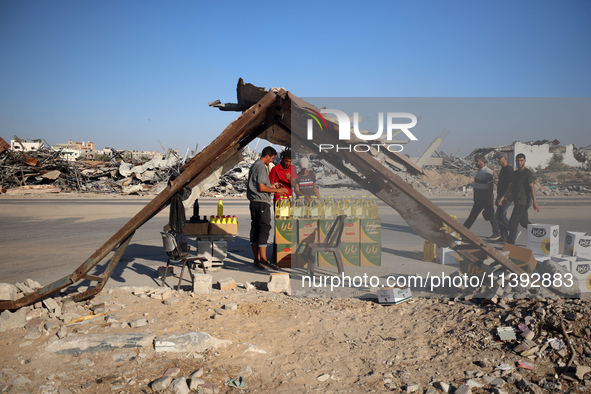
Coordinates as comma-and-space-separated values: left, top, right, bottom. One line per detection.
548, 153, 564, 171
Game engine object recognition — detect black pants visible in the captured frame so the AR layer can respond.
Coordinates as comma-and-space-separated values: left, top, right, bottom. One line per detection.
463, 199, 499, 235
249, 201, 272, 246
508, 204, 530, 244
495, 199, 511, 238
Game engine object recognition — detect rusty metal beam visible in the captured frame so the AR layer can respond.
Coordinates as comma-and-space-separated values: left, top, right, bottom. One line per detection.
0, 90, 282, 310
282, 92, 525, 275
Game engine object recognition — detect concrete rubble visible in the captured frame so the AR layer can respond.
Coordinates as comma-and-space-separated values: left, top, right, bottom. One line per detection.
0, 138, 184, 195
0, 276, 590, 392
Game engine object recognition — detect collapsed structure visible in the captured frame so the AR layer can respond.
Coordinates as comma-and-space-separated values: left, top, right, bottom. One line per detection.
0, 80, 573, 310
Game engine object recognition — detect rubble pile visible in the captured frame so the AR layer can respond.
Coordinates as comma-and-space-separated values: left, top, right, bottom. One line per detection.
1, 279, 591, 392
0, 143, 184, 195
425, 151, 479, 177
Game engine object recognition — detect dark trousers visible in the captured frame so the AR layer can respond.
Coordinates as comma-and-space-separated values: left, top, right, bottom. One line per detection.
495, 199, 511, 238
463, 199, 499, 235
507, 204, 530, 244
249, 201, 272, 246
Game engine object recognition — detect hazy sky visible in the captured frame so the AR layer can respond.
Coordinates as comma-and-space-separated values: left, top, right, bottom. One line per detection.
1, 1, 590, 156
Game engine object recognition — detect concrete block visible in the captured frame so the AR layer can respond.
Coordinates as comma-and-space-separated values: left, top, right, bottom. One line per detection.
217, 277, 235, 291
193, 274, 212, 294
129, 318, 148, 328
0, 309, 28, 332
0, 283, 18, 301
267, 273, 291, 293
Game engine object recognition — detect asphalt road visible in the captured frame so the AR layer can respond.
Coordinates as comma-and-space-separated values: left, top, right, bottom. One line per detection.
1, 195, 590, 295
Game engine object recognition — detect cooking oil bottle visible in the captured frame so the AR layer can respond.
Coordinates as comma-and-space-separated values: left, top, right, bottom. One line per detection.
217, 199, 224, 217
308, 196, 320, 219
292, 196, 304, 219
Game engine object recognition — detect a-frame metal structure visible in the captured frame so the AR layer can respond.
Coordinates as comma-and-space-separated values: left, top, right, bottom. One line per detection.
0, 81, 525, 310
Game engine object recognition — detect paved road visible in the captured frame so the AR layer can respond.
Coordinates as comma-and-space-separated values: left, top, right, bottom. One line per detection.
1, 195, 589, 294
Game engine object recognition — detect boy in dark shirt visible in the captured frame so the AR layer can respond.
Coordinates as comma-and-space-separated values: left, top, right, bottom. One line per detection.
498, 153, 540, 244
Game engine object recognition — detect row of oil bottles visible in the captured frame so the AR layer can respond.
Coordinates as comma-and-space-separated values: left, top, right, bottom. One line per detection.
274, 196, 379, 220
189, 198, 238, 224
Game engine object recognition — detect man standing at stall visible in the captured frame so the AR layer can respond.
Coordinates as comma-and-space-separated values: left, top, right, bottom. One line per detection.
247, 146, 289, 269
269, 149, 298, 202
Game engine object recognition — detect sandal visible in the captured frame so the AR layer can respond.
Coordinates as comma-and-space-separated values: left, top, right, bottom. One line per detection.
256, 260, 271, 270
268, 261, 279, 270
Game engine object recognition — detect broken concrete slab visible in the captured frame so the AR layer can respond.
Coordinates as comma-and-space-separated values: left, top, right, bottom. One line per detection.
154, 331, 231, 353
0, 308, 28, 332
45, 332, 155, 354
0, 283, 18, 301
193, 274, 212, 294
267, 272, 291, 293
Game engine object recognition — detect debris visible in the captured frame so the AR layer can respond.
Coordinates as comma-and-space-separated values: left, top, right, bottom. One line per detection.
497, 327, 516, 341
193, 274, 212, 294
225, 376, 247, 389
267, 272, 291, 293
45, 332, 155, 354
151, 376, 173, 392
217, 277, 236, 291
153, 331, 231, 353
516, 360, 535, 370
317, 373, 330, 382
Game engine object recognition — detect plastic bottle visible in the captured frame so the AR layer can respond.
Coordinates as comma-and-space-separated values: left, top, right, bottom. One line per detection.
193, 199, 200, 219
217, 198, 224, 217
231, 215, 238, 224
215, 216, 221, 224
308, 196, 319, 219
209, 215, 215, 223
292, 197, 304, 219
275, 198, 282, 219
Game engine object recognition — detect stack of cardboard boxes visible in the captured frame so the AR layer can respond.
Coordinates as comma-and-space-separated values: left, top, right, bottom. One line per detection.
526, 225, 591, 293
274, 217, 382, 268
552, 231, 591, 293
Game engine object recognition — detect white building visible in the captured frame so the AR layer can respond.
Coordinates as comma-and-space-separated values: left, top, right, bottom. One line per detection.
10, 139, 43, 152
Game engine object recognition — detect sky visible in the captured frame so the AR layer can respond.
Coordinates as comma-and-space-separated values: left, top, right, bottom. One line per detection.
1, 0, 590, 156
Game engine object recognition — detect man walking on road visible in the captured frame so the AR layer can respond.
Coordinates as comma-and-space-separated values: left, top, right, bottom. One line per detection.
247, 146, 289, 270
463, 155, 501, 240
495, 152, 513, 242
499, 153, 540, 245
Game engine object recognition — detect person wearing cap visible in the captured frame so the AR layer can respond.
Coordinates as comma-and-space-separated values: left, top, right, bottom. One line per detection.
269, 149, 298, 202
495, 152, 514, 242
463, 154, 501, 240
296, 157, 320, 202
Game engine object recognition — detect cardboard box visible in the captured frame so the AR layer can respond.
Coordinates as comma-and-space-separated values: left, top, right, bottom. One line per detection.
526, 224, 559, 256
377, 287, 412, 305
317, 219, 336, 243
502, 243, 537, 273
318, 243, 360, 267
360, 243, 381, 267
564, 231, 591, 258
360, 219, 381, 243
341, 218, 361, 243
458, 256, 486, 278
184, 223, 209, 236
550, 254, 577, 273
572, 257, 591, 293
275, 243, 294, 268
275, 219, 295, 244
209, 222, 238, 235
437, 247, 459, 266
297, 219, 318, 244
